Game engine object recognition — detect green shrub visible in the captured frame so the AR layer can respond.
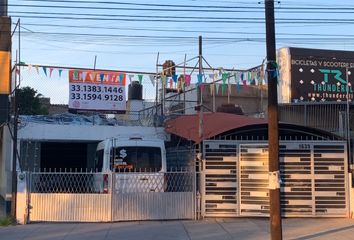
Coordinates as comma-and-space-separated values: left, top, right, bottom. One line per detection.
0, 216, 16, 226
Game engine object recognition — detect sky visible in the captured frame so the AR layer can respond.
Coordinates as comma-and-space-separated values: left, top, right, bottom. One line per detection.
7, 0, 354, 103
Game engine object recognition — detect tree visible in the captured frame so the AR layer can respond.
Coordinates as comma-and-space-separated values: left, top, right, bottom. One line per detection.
16, 87, 49, 115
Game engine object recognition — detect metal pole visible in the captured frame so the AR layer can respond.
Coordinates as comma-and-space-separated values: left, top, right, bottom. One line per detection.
265, 0, 283, 239
183, 54, 186, 113
346, 67, 352, 169
11, 18, 19, 218
93, 55, 97, 70
198, 36, 203, 146
155, 52, 159, 114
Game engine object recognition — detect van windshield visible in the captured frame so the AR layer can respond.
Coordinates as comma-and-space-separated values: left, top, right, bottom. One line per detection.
111, 146, 162, 172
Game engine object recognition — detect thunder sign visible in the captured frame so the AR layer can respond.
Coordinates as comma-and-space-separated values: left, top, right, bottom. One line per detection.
277, 47, 354, 103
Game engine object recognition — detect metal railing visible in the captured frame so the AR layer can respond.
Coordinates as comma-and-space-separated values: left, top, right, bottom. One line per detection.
279, 102, 351, 134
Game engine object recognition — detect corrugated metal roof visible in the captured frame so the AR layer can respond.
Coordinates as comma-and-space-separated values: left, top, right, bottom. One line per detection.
164, 112, 266, 143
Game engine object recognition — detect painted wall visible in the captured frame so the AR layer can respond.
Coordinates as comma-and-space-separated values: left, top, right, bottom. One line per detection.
18, 123, 167, 141
0, 126, 14, 204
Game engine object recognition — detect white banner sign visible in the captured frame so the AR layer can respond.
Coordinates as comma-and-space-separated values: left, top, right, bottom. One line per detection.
68, 70, 126, 112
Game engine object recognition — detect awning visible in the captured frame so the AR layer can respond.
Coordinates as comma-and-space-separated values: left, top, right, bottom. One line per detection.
164, 112, 266, 143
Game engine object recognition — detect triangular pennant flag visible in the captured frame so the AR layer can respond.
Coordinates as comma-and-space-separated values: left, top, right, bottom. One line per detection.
58, 69, 63, 78
73, 70, 79, 80
197, 74, 203, 85
161, 75, 167, 85
222, 72, 229, 83
129, 74, 134, 82
138, 74, 143, 84
215, 84, 220, 95
221, 72, 229, 95
210, 83, 214, 96
49, 68, 54, 77
28, 64, 32, 72
185, 75, 191, 86
119, 74, 124, 83
35, 65, 39, 74
42, 67, 47, 76
99, 73, 105, 81
209, 74, 215, 81
149, 75, 155, 86
177, 78, 182, 92
172, 74, 178, 83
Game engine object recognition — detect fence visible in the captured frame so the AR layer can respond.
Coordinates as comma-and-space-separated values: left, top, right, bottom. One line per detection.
279, 102, 353, 135
17, 169, 196, 223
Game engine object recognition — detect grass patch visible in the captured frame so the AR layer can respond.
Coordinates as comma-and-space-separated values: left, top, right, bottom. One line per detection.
0, 216, 16, 226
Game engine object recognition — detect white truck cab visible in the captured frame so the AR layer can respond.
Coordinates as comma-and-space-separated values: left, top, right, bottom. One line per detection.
94, 135, 167, 193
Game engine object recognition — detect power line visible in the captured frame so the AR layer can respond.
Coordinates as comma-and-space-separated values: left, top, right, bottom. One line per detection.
10, 11, 354, 22
11, 15, 354, 25
14, 0, 354, 10
20, 22, 354, 37
15, 30, 354, 43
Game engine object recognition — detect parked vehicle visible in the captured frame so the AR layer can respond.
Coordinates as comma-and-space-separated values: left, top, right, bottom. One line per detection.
94, 135, 167, 193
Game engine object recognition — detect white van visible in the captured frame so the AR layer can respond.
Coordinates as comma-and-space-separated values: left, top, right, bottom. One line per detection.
94, 135, 167, 193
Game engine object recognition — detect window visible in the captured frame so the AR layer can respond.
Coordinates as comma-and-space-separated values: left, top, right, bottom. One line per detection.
111, 146, 162, 172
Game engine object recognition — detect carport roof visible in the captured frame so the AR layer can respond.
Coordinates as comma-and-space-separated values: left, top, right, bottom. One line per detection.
164, 112, 266, 143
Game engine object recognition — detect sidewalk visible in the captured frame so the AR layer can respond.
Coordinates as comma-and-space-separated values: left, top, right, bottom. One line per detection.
1, 218, 354, 240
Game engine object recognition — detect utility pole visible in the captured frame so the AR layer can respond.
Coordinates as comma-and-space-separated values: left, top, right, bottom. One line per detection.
0, 0, 13, 217
197, 35, 203, 220
265, 0, 282, 240
198, 36, 203, 150
0, 0, 7, 16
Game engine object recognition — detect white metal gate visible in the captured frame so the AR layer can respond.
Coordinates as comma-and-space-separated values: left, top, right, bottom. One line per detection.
202, 140, 349, 218
111, 171, 196, 221
19, 170, 196, 222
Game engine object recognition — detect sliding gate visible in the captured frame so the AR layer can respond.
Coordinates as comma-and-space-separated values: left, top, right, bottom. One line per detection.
20, 170, 196, 223
201, 140, 349, 218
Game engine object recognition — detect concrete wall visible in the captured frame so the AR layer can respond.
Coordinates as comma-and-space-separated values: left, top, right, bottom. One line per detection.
167, 84, 267, 116
18, 123, 167, 142
0, 126, 14, 212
